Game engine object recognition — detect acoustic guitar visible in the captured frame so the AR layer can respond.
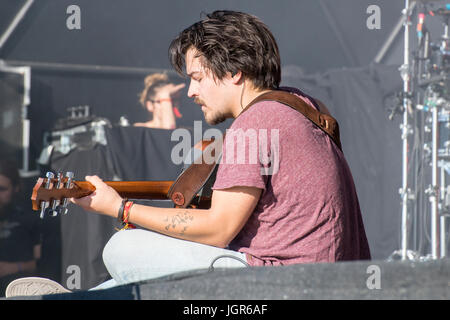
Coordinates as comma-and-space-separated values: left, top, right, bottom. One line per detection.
31, 138, 221, 218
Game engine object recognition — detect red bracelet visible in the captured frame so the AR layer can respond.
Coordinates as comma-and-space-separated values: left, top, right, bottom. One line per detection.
121, 201, 136, 229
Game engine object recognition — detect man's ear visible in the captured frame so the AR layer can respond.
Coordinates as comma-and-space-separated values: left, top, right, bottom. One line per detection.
230, 70, 243, 84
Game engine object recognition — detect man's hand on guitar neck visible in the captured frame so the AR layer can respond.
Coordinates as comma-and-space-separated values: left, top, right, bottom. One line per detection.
71, 175, 123, 217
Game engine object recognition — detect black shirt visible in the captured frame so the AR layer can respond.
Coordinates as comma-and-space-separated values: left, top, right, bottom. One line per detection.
0, 204, 42, 262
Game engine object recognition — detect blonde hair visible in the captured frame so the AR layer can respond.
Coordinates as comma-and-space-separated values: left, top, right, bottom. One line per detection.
139, 73, 169, 106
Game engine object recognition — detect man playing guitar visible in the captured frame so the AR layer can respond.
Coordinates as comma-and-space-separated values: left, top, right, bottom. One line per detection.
6, 10, 370, 296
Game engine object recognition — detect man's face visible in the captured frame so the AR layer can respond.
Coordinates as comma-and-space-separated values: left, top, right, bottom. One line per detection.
0, 175, 15, 210
185, 48, 235, 125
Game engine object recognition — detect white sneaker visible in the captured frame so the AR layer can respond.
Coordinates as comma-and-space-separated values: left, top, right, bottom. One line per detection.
5, 277, 71, 298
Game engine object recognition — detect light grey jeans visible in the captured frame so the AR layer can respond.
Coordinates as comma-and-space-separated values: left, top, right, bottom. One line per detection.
91, 229, 248, 290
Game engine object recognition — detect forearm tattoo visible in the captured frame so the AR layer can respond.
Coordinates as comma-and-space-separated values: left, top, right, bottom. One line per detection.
163, 211, 194, 236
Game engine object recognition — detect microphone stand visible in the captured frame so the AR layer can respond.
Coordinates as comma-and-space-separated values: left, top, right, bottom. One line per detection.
440, 16, 449, 259
398, 0, 416, 260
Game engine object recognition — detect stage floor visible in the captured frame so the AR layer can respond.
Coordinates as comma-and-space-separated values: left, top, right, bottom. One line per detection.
3, 258, 449, 300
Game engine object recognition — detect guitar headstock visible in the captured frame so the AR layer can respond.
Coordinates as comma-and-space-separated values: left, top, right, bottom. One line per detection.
31, 171, 95, 218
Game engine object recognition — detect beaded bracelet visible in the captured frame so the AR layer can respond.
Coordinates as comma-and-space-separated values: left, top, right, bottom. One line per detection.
121, 201, 136, 230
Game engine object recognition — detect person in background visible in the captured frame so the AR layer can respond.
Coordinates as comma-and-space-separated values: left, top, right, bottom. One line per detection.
0, 159, 42, 296
134, 73, 185, 129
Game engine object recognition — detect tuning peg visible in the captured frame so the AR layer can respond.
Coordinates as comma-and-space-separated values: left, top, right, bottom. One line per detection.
49, 172, 64, 217
57, 172, 75, 215
66, 171, 74, 180
55, 205, 68, 216
39, 172, 54, 219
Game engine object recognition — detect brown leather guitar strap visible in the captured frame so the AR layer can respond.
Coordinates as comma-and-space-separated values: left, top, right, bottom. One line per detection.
167, 138, 222, 208
242, 90, 343, 151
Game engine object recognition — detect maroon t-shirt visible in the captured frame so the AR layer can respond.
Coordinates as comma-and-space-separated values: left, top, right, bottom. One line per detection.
212, 88, 371, 266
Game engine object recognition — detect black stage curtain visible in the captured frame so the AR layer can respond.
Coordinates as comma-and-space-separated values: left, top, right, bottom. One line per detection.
105, 126, 184, 181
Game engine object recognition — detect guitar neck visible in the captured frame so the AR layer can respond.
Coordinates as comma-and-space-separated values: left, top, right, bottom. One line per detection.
100, 180, 174, 199
66, 180, 175, 199
31, 179, 174, 211
106, 181, 173, 200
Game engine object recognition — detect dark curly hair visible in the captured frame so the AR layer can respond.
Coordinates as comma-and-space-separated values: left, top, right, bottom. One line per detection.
169, 10, 281, 90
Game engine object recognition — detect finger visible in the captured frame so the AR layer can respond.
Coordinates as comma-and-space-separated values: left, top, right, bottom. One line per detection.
85, 175, 104, 186
85, 175, 102, 181
70, 196, 95, 213
166, 83, 184, 93
174, 83, 186, 91
70, 196, 86, 206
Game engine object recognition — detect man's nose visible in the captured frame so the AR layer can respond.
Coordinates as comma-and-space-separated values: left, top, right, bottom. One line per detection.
187, 80, 197, 98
